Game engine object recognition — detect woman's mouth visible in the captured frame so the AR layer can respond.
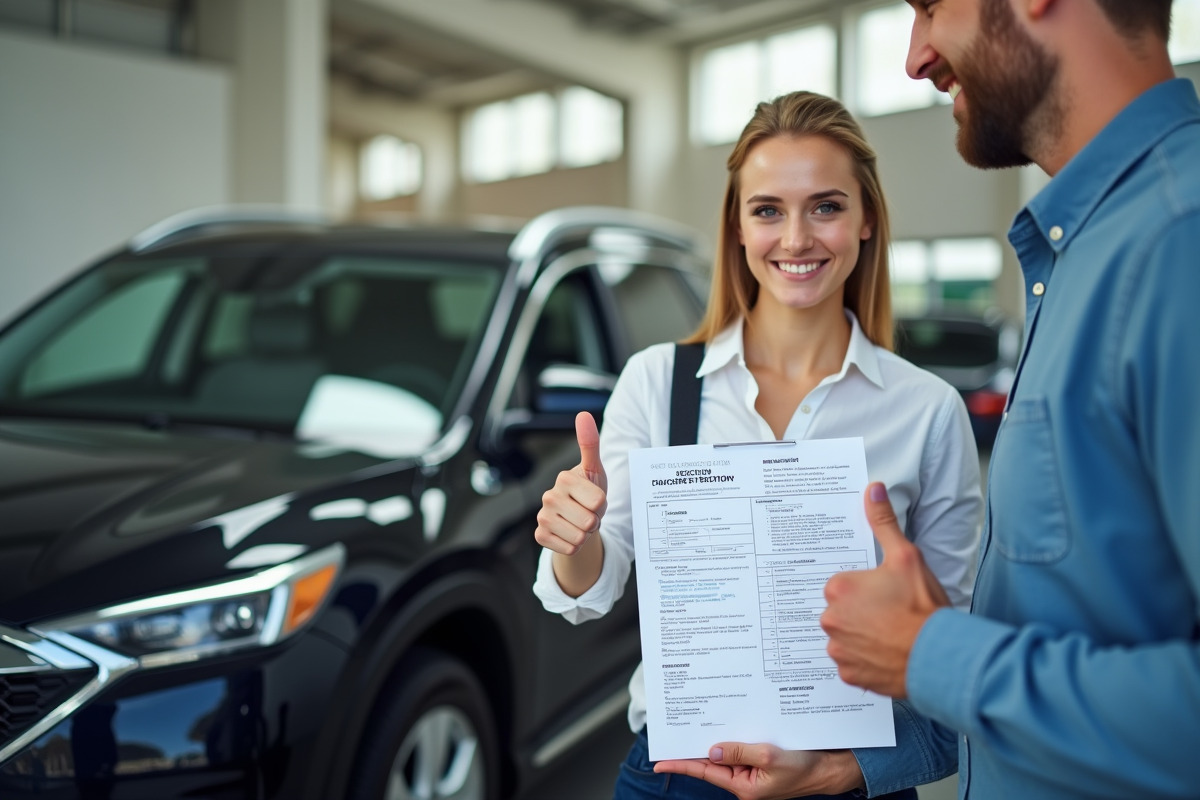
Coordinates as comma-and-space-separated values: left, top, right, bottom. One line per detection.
774, 260, 826, 277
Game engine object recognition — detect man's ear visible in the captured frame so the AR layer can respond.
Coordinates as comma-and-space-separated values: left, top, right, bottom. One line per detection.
1026, 0, 1055, 20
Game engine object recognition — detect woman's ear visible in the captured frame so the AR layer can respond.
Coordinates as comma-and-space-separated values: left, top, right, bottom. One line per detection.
860, 222, 873, 242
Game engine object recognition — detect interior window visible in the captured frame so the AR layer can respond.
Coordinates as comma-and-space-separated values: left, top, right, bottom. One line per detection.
603, 263, 704, 356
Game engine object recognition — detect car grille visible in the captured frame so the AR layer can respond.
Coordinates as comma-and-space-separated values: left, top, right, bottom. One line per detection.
0, 631, 103, 762
0, 670, 95, 749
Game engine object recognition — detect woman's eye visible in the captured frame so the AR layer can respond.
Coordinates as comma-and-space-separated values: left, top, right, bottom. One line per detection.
814, 201, 841, 215
752, 206, 780, 218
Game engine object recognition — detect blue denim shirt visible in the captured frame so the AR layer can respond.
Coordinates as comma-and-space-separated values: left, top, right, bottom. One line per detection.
906, 78, 1200, 799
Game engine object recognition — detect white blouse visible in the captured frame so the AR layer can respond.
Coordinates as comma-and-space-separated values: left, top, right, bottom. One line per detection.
534, 311, 983, 733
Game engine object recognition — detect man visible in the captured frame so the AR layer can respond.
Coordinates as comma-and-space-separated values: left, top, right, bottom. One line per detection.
820, 0, 1200, 798
657, 0, 1198, 797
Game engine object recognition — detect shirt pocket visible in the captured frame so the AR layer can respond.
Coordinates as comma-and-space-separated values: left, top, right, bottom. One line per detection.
989, 397, 1071, 563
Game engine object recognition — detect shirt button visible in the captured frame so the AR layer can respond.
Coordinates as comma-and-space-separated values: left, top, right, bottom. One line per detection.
1049, 225, 1064, 241
1032, 282, 1045, 296
801, 404, 811, 414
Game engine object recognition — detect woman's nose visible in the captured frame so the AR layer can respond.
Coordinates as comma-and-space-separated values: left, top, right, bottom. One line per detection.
782, 220, 812, 253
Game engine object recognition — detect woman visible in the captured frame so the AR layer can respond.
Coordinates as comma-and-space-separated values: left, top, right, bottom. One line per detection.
533, 91, 981, 800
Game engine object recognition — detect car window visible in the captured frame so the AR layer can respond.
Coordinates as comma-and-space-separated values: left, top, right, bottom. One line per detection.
600, 262, 704, 356
895, 319, 999, 368
20, 267, 189, 397
0, 253, 502, 447
509, 273, 608, 410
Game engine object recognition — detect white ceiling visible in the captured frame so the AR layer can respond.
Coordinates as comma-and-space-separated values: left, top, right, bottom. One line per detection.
330, 0, 836, 107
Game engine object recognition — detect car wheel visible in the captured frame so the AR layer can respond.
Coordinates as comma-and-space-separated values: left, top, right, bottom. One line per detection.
350, 648, 500, 800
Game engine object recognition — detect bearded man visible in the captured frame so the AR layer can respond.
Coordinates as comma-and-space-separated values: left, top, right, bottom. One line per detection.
658, 1, 1199, 798
819, 1, 1200, 798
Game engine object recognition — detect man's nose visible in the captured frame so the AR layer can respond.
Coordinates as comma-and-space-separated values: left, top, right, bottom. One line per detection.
906, 14, 937, 81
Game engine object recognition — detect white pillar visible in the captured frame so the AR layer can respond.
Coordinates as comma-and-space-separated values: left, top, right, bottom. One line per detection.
199, 0, 327, 210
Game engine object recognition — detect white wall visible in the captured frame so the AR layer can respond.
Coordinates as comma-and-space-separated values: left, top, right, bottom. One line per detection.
0, 29, 231, 325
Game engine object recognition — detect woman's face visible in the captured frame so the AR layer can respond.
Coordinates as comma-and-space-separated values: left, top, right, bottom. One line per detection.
737, 134, 873, 316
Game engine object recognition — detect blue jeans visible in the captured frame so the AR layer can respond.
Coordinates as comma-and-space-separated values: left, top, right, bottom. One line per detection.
613, 728, 918, 800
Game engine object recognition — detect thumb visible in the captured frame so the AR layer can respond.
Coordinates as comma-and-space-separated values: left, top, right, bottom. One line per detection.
708, 741, 769, 767
575, 412, 605, 484
864, 482, 908, 557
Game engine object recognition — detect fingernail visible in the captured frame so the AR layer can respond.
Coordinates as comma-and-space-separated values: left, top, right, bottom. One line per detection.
870, 483, 888, 503
709, 746, 723, 761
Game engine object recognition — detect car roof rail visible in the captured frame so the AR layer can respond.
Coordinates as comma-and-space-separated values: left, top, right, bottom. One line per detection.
510, 206, 706, 287
129, 205, 330, 252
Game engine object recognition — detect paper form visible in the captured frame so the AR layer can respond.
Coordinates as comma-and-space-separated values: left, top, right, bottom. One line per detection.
628, 437, 895, 760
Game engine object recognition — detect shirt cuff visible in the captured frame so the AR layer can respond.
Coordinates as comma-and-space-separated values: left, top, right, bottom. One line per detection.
907, 607, 1015, 735
851, 699, 957, 796
532, 536, 627, 624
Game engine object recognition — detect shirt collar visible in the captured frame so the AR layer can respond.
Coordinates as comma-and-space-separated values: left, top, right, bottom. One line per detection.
696, 309, 885, 390
1016, 78, 1200, 252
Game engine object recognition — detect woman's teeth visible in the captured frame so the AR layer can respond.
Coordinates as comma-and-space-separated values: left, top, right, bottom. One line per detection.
948, 82, 962, 100
777, 261, 822, 275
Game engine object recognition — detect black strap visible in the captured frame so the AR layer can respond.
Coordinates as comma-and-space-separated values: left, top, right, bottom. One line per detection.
669, 343, 705, 446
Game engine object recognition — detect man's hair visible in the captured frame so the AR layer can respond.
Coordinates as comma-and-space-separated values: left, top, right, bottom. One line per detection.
1094, 0, 1171, 41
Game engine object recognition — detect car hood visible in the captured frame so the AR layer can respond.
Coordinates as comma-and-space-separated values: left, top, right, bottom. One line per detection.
0, 418, 412, 625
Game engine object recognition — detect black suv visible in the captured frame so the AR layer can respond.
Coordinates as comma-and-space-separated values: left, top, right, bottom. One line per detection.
0, 207, 708, 799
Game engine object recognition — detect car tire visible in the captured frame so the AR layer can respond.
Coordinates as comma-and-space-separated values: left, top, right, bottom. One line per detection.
349, 647, 500, 800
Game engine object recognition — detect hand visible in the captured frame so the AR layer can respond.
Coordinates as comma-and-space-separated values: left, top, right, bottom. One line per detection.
653, 742, 865, 800
821, 483, 950, 698
534, 411, 608, 557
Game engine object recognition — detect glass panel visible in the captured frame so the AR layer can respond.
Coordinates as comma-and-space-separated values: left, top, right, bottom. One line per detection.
360, 135, 422, 200
1171, 0, 1200, 64
696, 40, 761, 145
856, 3, 940, 116
74, 0, 172, 53
889, 240, 929, 283
463, 100, 511, 183
21, 269, 186, 397
0, 254, 503, 438
512, 92, 556, 177
560, 87, 624, 167
604, 264, 703, 355
765, 25, 837, 100
0, 0, 55, 32
931, 237, 1003, 281
895, 318, 999, 368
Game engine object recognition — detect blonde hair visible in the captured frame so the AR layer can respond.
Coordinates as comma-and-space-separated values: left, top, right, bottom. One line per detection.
684, 91, 894, 350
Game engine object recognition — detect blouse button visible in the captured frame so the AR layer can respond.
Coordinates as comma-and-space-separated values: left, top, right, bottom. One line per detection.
1032, 282, 1046, 296
800, 404, 812, 414
1049, 225, 1064, 241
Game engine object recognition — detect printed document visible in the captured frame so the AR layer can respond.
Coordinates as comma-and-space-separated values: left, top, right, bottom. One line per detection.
628, 437, 895, 760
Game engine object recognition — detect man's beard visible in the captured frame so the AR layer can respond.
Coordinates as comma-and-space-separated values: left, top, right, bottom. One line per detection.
952, 0, 1061, 168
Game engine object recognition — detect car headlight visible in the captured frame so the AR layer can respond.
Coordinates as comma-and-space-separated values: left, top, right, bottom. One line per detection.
33, 543, 344, 669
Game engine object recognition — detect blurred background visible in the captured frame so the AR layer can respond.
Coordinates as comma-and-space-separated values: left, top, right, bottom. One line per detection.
3, 0, 1200, 328
2, 2, 1200, 798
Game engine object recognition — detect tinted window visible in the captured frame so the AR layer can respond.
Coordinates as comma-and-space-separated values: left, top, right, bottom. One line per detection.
0, 254, 501, 450
895, 319, 999, 368
603, 263, 704, 354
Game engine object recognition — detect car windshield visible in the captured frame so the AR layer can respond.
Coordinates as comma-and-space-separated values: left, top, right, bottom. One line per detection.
0, 251, 502, 454
896, 319, 1000, 369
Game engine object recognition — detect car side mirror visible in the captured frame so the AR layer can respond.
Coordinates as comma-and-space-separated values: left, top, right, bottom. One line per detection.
498, 364, 616, 441
533, 364, 615, 416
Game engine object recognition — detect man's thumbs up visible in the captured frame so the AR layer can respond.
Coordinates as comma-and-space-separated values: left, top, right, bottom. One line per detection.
820, 483, 950, 698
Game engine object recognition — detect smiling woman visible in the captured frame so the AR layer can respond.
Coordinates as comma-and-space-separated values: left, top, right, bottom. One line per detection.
532, 91, 981, 800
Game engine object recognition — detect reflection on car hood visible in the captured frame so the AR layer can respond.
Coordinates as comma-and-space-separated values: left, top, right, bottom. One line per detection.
0, 419, 411, 625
